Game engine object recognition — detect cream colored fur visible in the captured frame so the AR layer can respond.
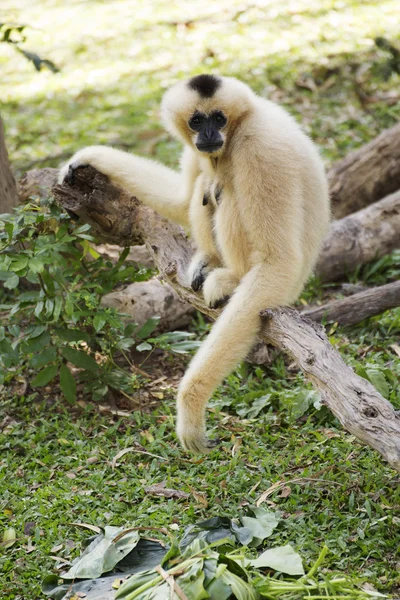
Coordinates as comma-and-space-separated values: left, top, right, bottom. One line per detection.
59, 76, 330, 454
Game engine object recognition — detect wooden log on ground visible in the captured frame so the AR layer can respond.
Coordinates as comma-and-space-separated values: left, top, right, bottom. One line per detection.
303, 281, 400, 326
315, 190, 400, 282
53, 167, 400, 472
328, 122, 400, 218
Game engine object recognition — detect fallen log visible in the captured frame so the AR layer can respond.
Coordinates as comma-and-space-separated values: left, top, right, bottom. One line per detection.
315, 190, 400, 282
53, 167, 400, 472
303, 280, 400, 326
328, 122, 400, 218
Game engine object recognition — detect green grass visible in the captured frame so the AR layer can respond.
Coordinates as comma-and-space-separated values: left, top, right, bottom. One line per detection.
1, 0, 400, 598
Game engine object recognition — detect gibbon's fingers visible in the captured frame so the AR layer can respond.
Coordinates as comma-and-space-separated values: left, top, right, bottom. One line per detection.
63, 163, 90, 186
177, 261, 300, 453
187, 252, 213, 291
202, 268, 239, 309
59, 145, 190, 227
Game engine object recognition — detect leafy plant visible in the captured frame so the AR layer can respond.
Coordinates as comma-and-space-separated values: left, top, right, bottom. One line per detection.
0, 197, 156, 403
41, 512, 387, 600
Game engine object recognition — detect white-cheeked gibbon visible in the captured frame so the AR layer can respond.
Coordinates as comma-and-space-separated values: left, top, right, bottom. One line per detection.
59, 74, 330, 453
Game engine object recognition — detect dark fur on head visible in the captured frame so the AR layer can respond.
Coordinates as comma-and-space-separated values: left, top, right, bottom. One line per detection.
188, 74, 221, 98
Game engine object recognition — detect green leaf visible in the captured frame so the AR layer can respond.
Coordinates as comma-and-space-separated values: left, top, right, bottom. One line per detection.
2, 527, 16, 549
93, 314, 107, 333
250, 544, 304, 575
41, 268, 55, 295
23, 330, 51, 353
55, 327, 91, 343
170, 340, 202, 354
53, 296, 63, 321
29, 257, 45, 273
61, 347, 98, 372
29, 325, 47, 338
45, 298, 54, 317
240, 507, 280, 547
365, 368, 390, 399
0, 326, 4, 341
4, 272, 19, 289
220, 569, 258, 600
11, 256, 29, 271
62, 527, 140, 580
31, 364, 58, 387
34, 300, 44, 318
135, 316, 160, 341
0, 338, 19, 367
177, 559, 209, 600
60, 364, 77, 404
30, 346, 57, 369
136, 342, 152, 352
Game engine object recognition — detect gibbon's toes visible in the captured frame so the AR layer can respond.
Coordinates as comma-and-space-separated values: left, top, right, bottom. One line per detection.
209, 295, 230, 309
63, 163, 90, 186
180, 432, 219, 454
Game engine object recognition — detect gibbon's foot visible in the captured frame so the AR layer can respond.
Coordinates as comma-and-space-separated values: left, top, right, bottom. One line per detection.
63, 163, 90, 186
209, 295, 230, 309
203, 268, 238, 309
182, 433, 219, 454
178, 427, 219, 454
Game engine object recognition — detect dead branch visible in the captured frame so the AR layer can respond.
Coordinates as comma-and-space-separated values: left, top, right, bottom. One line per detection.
303, 281, 400, 326
315, 190, 400, 282
328, 122, 400, 218
53, 167, 400, 472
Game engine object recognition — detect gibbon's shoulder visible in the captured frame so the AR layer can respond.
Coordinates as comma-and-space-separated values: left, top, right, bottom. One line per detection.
235, 95, 318, 161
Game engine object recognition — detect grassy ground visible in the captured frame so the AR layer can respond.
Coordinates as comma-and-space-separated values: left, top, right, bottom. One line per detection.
1, 0, 400, 598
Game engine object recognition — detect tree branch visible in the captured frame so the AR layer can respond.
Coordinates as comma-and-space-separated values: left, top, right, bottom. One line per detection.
328, 122, 400, 218
315, 190, 400, 282
302, 280, 400, 326
53, 167, 400, 472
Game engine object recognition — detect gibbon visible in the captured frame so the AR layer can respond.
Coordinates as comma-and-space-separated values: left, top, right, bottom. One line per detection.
59, 74, 330, 453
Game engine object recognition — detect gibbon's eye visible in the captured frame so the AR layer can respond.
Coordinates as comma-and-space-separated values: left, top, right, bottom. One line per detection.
188, 113, 205, 130
213, 111, 227, 127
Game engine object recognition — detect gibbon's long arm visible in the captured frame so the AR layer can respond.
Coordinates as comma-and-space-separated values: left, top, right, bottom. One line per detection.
58, 145, 191, 228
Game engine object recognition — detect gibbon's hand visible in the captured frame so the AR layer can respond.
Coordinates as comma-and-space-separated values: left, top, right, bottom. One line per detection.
58, 146, 118, 185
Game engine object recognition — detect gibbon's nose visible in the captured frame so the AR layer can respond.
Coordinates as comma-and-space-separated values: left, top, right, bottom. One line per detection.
203, 126, 214, 140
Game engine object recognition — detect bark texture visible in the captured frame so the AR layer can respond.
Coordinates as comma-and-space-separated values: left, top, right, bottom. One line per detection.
0, 116, 18, 213
102, 277, 195, 331
328, 122, 400, 218
315, 190, 400, 282
303, 281, 400, 326
53, 167, 400, 472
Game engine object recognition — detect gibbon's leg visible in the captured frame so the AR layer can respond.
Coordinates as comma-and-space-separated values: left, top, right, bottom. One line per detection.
202, 267, 239, 308
176, 259, 301, 453
58, 146, 191, 227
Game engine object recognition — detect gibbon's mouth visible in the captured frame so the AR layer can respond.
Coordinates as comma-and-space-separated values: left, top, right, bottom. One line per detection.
196, 141, 224, 153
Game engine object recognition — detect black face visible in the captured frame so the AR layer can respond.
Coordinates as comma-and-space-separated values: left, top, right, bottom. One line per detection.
188, 110, 227, 153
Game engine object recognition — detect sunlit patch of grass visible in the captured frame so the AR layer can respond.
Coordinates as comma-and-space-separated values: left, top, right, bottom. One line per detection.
1, 0, 399, 172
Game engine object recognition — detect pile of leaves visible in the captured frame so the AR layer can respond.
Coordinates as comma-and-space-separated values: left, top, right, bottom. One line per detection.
42, 509, 386, 600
